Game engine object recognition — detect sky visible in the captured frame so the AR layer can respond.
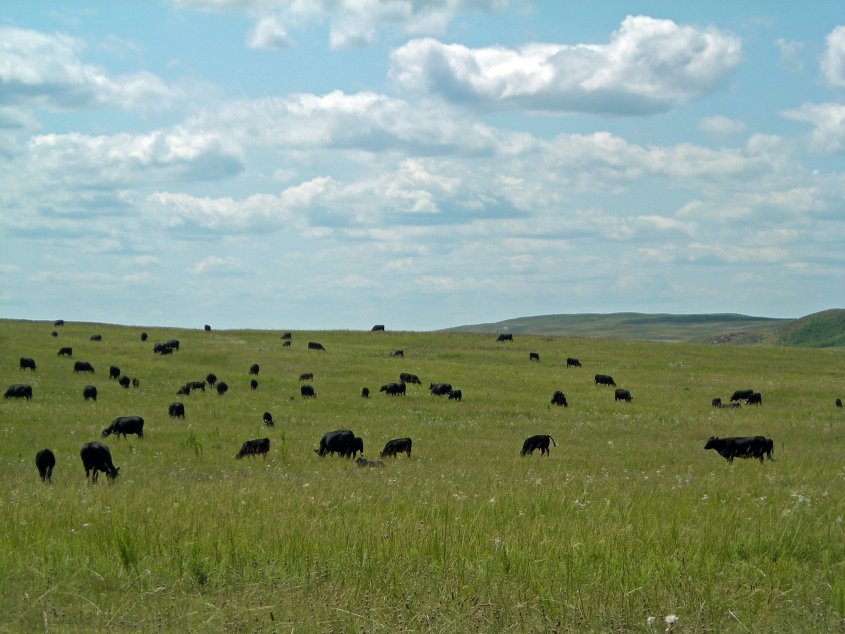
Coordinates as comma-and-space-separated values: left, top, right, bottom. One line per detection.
1, 1, 843, 331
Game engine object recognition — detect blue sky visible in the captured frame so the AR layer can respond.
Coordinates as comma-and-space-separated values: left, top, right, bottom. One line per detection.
1, 1, 843, 330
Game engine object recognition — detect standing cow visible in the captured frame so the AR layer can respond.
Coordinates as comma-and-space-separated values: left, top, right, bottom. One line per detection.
566, 358, 582, 368
82, 385, 98, 401
236, 438, 270, 459
704, 436, 773, 463
521, 435, 556, 456
168, 402, 186, 418
80, 442, 119, 481
614, 388, 633, 402
380, 437, 412, 458
550, 391, 568, 407
102, 416, 144, 439
19, 357, 36, 371
594, 374, 616, 386
4, 384, 32, 399
35, 449, 55, 482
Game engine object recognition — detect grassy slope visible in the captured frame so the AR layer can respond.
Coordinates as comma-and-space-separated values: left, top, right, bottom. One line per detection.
0, 319, 843, 632
776, 309, 845, 348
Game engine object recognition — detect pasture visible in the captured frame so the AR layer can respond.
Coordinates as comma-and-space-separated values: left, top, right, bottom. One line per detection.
0, 319, 843, 632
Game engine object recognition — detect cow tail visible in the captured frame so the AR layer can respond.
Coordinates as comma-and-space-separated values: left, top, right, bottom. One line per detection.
549, 436, 557, 447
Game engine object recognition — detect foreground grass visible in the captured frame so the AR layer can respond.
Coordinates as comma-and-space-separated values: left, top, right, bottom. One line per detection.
0, 320, 843, 632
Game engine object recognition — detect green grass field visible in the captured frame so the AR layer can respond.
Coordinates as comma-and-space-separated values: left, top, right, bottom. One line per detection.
1, 320, 843, 632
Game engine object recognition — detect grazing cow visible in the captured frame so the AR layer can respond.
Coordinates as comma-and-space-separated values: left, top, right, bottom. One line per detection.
236, 437, 270, 459
51, 331, 58, 337
263, 412, 274, 427
529, 352, 540, 362
594, 374, 616, 386
391, 349, 404, 358
837, 398, 843, 408
496, 333, 513, 342
521, 434, 556, 456
74, 361, 94, 374
90, 334, 102, 342
308, 341, 325, 351
300, 384, 316, 398
299, 372, 313, 381
550, 391, 568, 407
249, 363, 260, 376
109, 366, 121, 380
19, 357, 36, 371
82, 385, 97, 401
566, 357, 582, 368
448, 389, 462, 401
281, 332, 292, 340
185, 381, 205, 392
80, 441, 119, 481
371, 324, 385, 332
745, 392, 762, 406
399, 372, 421, 385
4, 384, 32, 399
118, 375, 130, 389
615, 388, 633, 402
282, 341, 291, 347
168, 402, 185, 418
166, 339, 180, 351
153, 343, 173, 355
140, 332, 148, 342
730, 389, 755, 402
58, 347, 72, 357
54, 319, 64, 327
102, 416, 144, 439
177, 384, 191, 396
314, 430, 362, 458
206, 373, 217, 387
356, 457, 385, 468
361, 387, 370, 398
711, 397, 722, 407
429, 383, 452, 396
250, 379, 258, 390
35, 449, 55, 482
204, 324, 212, 332
381, 437, 412, 458
380, 382, 406, 396
705, 436, 773, 463
132, 378, 140, 388
216, 382, 229, 395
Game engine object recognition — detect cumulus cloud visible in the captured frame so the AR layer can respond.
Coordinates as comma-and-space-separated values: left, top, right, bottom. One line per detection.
247, 15, 294, 49
699, 115, 746, 136
821, 25, 845, 88
782, 103, 845, 153
389, 16, 741, 114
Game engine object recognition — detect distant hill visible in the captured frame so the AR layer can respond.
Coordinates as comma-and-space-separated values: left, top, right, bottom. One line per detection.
444, 310, 845, 347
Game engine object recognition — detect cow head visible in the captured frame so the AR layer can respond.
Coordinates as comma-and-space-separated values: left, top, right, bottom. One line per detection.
704, 436, 719, 449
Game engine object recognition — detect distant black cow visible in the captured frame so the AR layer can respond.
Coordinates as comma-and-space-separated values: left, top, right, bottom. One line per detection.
730, 389, 755, 402
282, 341, 291, 347
550, 391, 568, 407
80, 441, 119, 481
82, 385, 97, 401
529, 352, 540, 362
51, 331, 58, 337
281, 332, 292, 340
153, 343, 173, 355
263, 412, 274, 427
236, 437, 270, 459
361, 387, 370, 398
448, 389, 462, 401
705, 436, 773, 463
90, 334, 102, 341
380, 382, 406, 396
58, 347, 72, 357
399, 372, 421, 385
429, 383, 452, 396
250, 379, 258, 390
187, 381, 206, 392
216, 382, 228, 395
566, 357, 582, 368
118, 375, 130, 389
19, 357, 36, 371
102, 416, 144, 439
371, 324, 385, 332
496, 333, 513, 342
299, 372, 313, 381
204, 324, 212, 332
300, 384, 316, 398
521, 434, 556, 456
380, 437, 412, 458
837, 398, 843, 408
132, 377, 140, 388
356, 457, 385, 468
168, 402, 185, 418
4, 384, 32, 399
54, 319, 64, 327
109, 365, 121, 380
177, 384, 191, 396
308, 341, 325, 351
615, 388, 633, 402
314, 430, 363, 458
35, 449, 55, 482
74, 361, 94, 374
206, 373, 217, 387
140, 332, 148, 342
594, 374, 616, 386
391, 349, 404, 358
745, 392, 762, 406
711, 397, 722, 407
167, 339, 180, 351
249, 363, 260, 376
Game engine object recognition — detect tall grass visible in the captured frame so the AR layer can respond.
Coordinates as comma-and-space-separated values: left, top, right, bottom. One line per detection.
0, 319, 843, 631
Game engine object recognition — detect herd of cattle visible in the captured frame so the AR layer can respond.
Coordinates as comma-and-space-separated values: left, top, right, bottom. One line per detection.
8, 322, 841, 484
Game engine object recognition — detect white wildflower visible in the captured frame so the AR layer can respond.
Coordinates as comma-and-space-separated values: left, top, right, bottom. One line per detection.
664, 614, 678, 630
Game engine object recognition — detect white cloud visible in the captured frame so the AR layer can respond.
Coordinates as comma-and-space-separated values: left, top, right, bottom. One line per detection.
775, 38, 804, 74
191, 255, 235, 274
782, 103, 845, 153
389, 16, 741, 114
699, 115, 746, 136
247, 15, 294, 49
821, 25, 845, 88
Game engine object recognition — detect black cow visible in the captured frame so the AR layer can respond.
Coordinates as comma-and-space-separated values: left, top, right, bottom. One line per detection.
58, 347, 72, 357
837, 398, 843, 408
83, 385, 97, 401
281, 332, 292, 340
19, 357, 36, 371
204, 324, 212, 332
380, 382, 406, 396
168, 402, 185, 418
236, 437, 270, 459
381, 437, 412, 458
308, 341, 325, 351
361, 387, 370, 398
300, 384, 316, 398
90, 334, 102, 342
140, 332, 148, 341
186, 381, 206, 392
118, 375, 130, 389
371, 324, 385, 332
730, 389, 755, 402
74, 361, 95, 374
177, 384, 191, 396
80, 441, 119, 481
529, 352, 540, 362
4, 384, 32, 399
521, 434, 556, 456
299, 372, 313, 381
102, 416, 144, 439
35, 449, 55, 482
54, 319, 64, 326
314, 430, 363, 458
263, 411, 274, 427
206, 373, 217, 387
153, 342, 173, 355
429, 383, 452, 396
166, 339, 180, 351
745, 392, 762, 406
356, 457, 385, 468
391, 349, 404, 358
448, 389, 462, 401
282, 341, 291, 347
615, 388, 633, 402
249, 363, 260, 376
51, 331, 58, 337
704, 436, 774, 463
711, 397, 722, 407
109, 365, 121, 380
594, 374, 616, 386
550, 391, 568, 407
250, 379, 258, 390
497, 333, 513, 342
566, 357, 582, 368
216, 382, 229, 395
399, 373, 421, 385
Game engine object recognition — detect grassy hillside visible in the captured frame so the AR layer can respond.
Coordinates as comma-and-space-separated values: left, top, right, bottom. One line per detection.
1, 319, 844, 632
776, 309, 845, 348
